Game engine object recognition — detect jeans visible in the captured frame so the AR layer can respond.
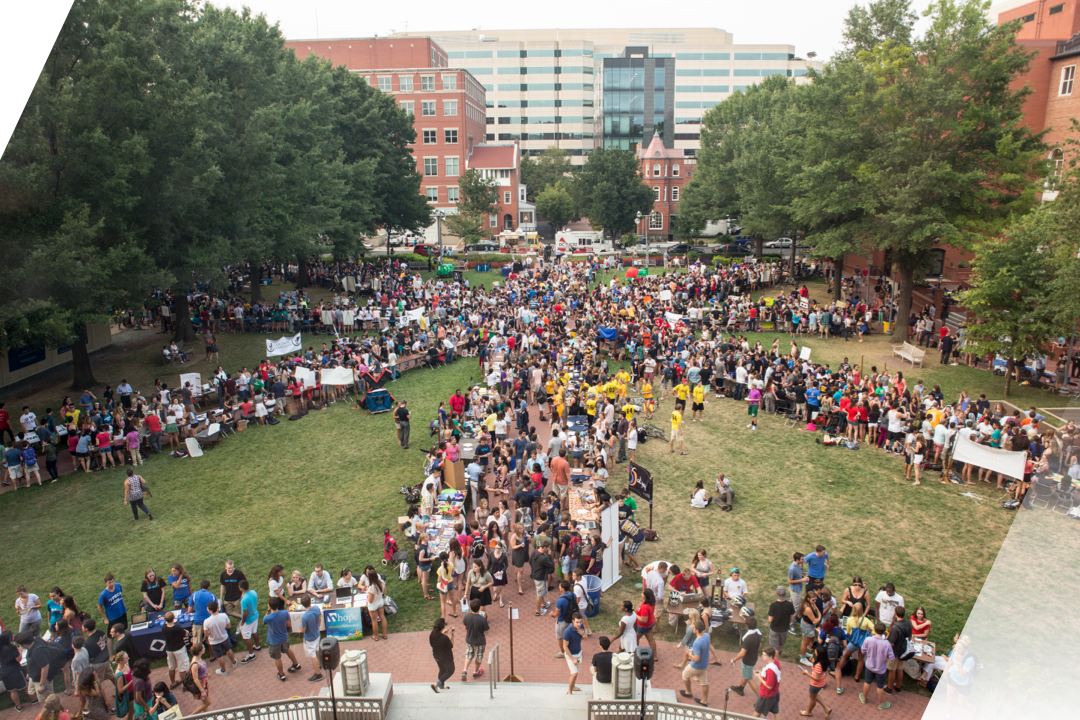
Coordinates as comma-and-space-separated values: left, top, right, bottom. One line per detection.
149, 432, 163, 454
45, 459, 58, 480
617, 436, 627, 462
130, 499, 151, 519
399, 421, 411, 448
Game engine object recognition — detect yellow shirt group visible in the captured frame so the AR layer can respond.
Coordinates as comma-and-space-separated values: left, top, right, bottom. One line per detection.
671, 409, 683, 431
692, 386, 705, 404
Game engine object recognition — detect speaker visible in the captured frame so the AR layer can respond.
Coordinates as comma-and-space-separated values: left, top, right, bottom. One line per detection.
319, 637, 340, 672
633, 646, 654, 680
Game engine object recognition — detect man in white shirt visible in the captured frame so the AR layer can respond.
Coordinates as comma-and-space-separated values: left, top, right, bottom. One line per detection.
875, 583, 904, 626
722, 569, 749, 602
203, 601, 238, 675
20, 408, 38, 434
308, 565, 334, 603
644, 562, 669, 604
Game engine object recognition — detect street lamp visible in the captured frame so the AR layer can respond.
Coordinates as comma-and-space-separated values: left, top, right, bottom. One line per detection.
636, 211, 650, 269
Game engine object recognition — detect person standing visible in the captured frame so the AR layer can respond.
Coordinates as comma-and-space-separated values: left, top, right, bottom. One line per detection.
885, 606, 912, 694
160, 612, 189, 689
562, 613, 585, 695
767, 586, 796, 658
263, 597, 302, 682
0, 403, 13, 445
219, 560, 246, 620
679, 620, 711, 706
787, 552, 808, 635
670, 407, 686, 455
753, 647, 782, 719
804, 545, 829, 591
299, 596, 323, 682
395, 401, 411, 450
429, 618, 455, 693
859, 622, 894, 710
15, 586, 43, 636
186, 643, 210, 715
237, 580, 262, 662
550, 448, 571, 506
799, 644, 833, 718
460, 598, 489, 682
123, 470, 152, 521
530, 540, 555, 617
874, 583, 904, 627
97, 574, 128, 631
188, 581, 216, 648
0, 630, 31, 711
203, 601, 238, 676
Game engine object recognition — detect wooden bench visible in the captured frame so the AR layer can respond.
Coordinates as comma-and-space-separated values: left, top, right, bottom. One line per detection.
892, 342, 926, 368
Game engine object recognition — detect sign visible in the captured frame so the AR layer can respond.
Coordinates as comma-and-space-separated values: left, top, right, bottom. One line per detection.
764, 298, 775, 307
7, 346, 47, 373
321, 367, 353, 386
664, 312, 683, 325
266, 333, 302, 357
659, 289, 673, 302
628, 463, 653, 504
323, 606, 366, 641
799, 296, 809, 312
800, 346, 812, 361
179, 372, 203, 393
405, 307, 425, 325
294, 367, 316, 389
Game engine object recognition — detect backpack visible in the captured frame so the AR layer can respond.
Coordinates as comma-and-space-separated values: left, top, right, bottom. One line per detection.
825, 634, 843, 664
566, 534, 583, 561
471, 533, 487, 559
21, 448, 37, 465
398, 561, 411, 582
384, 597, 399, 616
558, 592, 577, 623
575, 581, 595, 615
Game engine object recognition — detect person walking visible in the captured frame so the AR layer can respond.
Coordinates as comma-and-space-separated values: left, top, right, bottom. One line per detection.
395, 401, 411, 450
562, 613, 585, 695
429, 618, 455, 693
460, 598, 489, 682
720, 615, 761, 697
859, 622, 894, 711
263, 597, 302, 682
799, 643, 833, 718
186, 643, 210, 714
203, 602, 238, 676
299, 597, 323, 682
753, 647, 782, 719
123, 470, 152, 521
679, 620, 710, 706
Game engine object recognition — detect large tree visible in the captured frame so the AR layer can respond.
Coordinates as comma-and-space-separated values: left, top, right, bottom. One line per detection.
535, 183, 575, 230
520, 146, 573, 202
572, 148, 653, 239
444, 168, 500, 244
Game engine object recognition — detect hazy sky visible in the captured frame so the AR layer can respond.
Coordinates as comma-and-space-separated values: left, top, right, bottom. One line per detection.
216, 0, 940, 60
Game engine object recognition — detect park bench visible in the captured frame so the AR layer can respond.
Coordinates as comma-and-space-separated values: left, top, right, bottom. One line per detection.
892, 342, 926, 368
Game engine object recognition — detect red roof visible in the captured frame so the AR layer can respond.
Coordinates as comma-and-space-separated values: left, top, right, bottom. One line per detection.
639, 133, 684, 160
468, 144, 518, 170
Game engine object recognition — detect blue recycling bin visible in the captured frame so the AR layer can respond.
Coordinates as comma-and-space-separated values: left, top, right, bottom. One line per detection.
477, 263, 491, 273
581, 574, 602, 617
501, 265, 512, 278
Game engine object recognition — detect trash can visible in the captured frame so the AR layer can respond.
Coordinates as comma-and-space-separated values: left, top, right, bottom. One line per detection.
477, 263, 491, 273
501, 265, 512, 278
581, 574, 602, 617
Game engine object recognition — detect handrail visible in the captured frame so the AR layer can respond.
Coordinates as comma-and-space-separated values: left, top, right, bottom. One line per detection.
488, 642, 500, 698
184, 695, 385, 720
588, 699, 758, 720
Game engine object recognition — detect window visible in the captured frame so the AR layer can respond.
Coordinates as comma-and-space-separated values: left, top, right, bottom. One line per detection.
504, 190, 511, 204
1050, 3, 1065, 14
490, 214, 498, 228
400, 101, 414, 116
443, 100, 458, 116
1060, 65, 1075, 96
376, 77, 392, 92
421, 76, 435, 91
671, 186, 680, 201
519, 187, 526, 202
653, 186, 661, 200
424, 158, 438, 176
448, 186, 459, 202
426, 187, 439, 202
498, 117, 511, 124
649, 211, 663, 230
423, 129, 437, 144
653, 163, 662, 177
442, 74, 457, 90
672, 164, 680, 177
445, 157, 459, 176
465, 50, 493, 58
422, 101, 436, 116
395, 76, 411, 92
1050, 148, 1065, 177
1021, 12, 1036, 22
444, 128, 458, 144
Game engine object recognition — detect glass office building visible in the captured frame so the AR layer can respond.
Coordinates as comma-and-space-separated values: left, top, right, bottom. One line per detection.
601, 48, 674, 151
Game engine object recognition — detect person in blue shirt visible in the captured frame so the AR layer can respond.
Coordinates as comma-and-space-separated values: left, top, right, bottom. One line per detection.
806, 386, 822, 415
263, 597, 302, 681
189, 580, 217, 647
237, 580, 262, 662
680, 621, 711, 705
805, 545, 829, 590
299, 596, 323, 682
168, 565, 191, 609
97, 574, 128, 630
562, 614, 585, 695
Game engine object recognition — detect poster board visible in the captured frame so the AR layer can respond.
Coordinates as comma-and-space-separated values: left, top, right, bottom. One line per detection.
323, 606, 367, 641
321, 367, 353, 386
294, 367, 316, 389
799, 297, 809, 312
179, 373, 202, 394
800, 346, 812, 361
442, 460, 466, 491
659, 289, 673, 302
600, 501, 622, 592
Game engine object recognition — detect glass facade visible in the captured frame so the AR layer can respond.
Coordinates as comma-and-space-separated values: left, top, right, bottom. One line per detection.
601, 50, 673, 151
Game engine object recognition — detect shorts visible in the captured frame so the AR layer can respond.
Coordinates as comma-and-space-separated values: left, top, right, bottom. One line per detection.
741, 663, 755, 681
754, 693, 780, 716
191, 624, 205, 647
846, 641, 862, 654
934, 443, 943, 455
223, 600, 240, 616
801, 620, 817, 638
304, 639, 319, 658
534, 580, 549, 598
809, 684, 823, 695
556, 620, 570, 640
624, 539, 642, 556
692, 403, 704, 412
268, 642, 290, 660
864, 668, 887, 688
210, 641, 231, 659
807, 577, 824, 592
368, 598, 384, 611
240, 620, 258, 639
672, 429, 684, 441
565, 652, 582, 673
748, 405, 759, 417
166, 647, 190, 671
682, 664, 708, 685
173, 598, 189, 610
466, 643, 485, 660
635, 623, 655, 636
886, 657, 901, 671
768, 630, 787, 652
7, 465, 23, 479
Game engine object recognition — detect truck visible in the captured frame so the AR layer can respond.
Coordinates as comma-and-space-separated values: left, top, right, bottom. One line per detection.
554, 230, 616, 256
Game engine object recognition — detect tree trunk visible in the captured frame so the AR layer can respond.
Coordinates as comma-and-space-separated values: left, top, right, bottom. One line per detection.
833, 256, 844, 301
755, 235, 764, 260
789, 240, 797, 277
1004, 357, 1014, 397
296, 257, 309, 289
70, 325, 97, 390
172, 291, 197, 344
250, 262, 263, 304
891, 263, 915, 344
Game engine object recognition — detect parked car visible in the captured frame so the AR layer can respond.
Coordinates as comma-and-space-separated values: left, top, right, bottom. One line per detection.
387, 236, 404, 247
465, 242, 501, 254
411, 243, 439, 257
764, 238, 794, 249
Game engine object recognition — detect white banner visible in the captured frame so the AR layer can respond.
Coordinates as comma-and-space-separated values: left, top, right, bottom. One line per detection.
266, 333, 302, 357
659, 289, 673, 301
952, 434, 1027, 479
600, 501, 622, 592
665, 312, 683, 325
405, 307, 425, 325
321, 367, 353, 386
800, 346, 812, 361
294, 367, 316, 389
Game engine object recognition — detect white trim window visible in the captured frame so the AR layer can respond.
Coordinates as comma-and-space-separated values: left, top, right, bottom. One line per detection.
426, 187, 438, 202
421, 75, 436, 91
1050, 148, 1065, 177
443, 100, 458, 117
448, 186, 459, 203
672, 163, 680, 177
399, 76, 414, 92
653, 163, 662, 177
671, 186, 680, 201
377, 77, 391, 92
649, 211, 664, 230
1061, 65, 1075, 96
653, 186, 661, 201
445, 157, 459, 177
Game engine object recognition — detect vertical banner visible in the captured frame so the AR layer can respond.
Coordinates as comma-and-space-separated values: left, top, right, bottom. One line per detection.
628, 463, 653, 503
600, 501, 622, 592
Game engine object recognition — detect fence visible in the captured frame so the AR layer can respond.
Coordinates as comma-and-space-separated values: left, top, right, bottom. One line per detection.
588, 699, 757, 720
488, 642, 500, 698
185, 696, 385, 720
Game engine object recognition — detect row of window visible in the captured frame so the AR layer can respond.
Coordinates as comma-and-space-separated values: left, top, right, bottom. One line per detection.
653, 186, 681, 202
493, 83, 594, 92
648, 163, 683, 177
487, 116, 593, 125
421, 129, 459, 145
489, 132, 595, 141
447, 49, 595, 59
489, 66, 594, 75
423, 157, 460, 177
676, 68, 731, 77
426, 186, 459, 202
675, 85, 730, 93
486, 99, 594, 108
375, 74, 456, 93
398, 100, 459, 116
1022, 4, 1063, 22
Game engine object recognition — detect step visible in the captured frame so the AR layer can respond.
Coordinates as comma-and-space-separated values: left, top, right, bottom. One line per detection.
386, 682, 592, 720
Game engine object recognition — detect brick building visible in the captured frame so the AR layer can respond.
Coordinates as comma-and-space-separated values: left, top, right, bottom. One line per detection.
465, 142, 533, 235
637, 133, 694, 241
285, 37, 487, 241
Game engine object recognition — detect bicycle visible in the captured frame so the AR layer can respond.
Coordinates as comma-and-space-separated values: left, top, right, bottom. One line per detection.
626, 396, 645, 412
643, 423, 668, 442
779, 275, 797, 286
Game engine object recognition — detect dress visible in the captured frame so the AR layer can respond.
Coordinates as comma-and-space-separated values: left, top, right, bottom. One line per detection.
489, 553, 509, 587
619, 613, 638, 652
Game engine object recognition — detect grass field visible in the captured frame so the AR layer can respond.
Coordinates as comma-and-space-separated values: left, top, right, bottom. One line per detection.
0, 271, 1052, 704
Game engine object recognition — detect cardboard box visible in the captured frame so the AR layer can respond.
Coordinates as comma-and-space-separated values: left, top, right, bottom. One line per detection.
443, 460, 466, 491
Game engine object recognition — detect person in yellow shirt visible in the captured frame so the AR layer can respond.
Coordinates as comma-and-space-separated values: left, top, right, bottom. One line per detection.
673, 380, 690, 411
554, 390, 565, 423
615, 369, 631, 392
605, 380, 619, 402
670, 407, 686, 455
621, 402, 636, 423
586, 396, 598, 418
691, 384, 706, 422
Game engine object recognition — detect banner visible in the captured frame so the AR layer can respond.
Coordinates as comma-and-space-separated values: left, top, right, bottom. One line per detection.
266, 333, 302, 357
322, 606, 366, 641
628, 462, 653, 504
800, 346, 812, 361
659, 289, 673, 301
952, 434, 1027, 479
597, 328, 618, 341
664, 312, 684, 325
405, 307, 424, 324
321, 367, 353, 386
294, 367, 316, 389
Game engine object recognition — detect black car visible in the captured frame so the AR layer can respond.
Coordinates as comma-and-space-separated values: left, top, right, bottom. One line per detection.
465, 242, 500, 254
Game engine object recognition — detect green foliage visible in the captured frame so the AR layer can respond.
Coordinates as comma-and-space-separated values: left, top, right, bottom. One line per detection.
444, 168, 500, 244
519, 146, 573, 201
619, 233, 639, 249
572, 148, 654, 239
535, 183, 575, 228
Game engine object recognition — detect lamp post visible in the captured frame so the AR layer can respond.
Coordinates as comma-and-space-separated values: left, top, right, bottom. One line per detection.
636, 211, 649, 270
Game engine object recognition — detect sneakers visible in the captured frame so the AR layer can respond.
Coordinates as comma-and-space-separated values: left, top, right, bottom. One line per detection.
308, 674, 324, 683
799, 657, 813, 667
278, 673, 287, 682
216, 669, 228, 676
787, 627, 798, 635
241, 654, 256, 664
288, 663, 303, 673
859, 693, 867, 704
728, 685, 745, 696
553, 652, 565, 659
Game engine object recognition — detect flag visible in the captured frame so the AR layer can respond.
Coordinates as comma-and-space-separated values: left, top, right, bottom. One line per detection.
597, 327, 618, 341
628, 462, 653, 504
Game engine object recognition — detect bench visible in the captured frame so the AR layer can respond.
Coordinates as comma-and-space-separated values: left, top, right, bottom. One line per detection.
892, 342, 926, 368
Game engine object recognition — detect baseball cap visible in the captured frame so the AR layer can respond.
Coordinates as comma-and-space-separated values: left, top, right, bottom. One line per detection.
730, 568, 740, 574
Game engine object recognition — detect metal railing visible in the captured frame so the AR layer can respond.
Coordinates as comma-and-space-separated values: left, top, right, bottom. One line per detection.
185, 696, 385, 720
588, 699, 757, 720
488, 642, 500, 698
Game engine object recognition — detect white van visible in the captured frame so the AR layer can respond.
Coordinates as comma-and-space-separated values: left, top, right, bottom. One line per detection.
555, 231, 616, 256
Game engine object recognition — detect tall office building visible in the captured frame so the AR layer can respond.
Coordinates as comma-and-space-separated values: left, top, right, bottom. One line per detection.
600, 48, 675, 150
394, 28, 821, 161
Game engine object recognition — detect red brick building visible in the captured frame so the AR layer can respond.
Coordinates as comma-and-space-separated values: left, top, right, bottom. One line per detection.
637, 133, 694, 241
465, 142, 536, 235
999, 0, 1080, 40
285, 37, 487, 238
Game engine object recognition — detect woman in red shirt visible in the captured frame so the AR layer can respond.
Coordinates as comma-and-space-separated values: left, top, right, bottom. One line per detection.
634, 588, 658, 658
910, 606, 931, 639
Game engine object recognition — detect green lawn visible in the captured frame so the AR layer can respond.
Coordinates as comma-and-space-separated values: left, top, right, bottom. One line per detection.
0, 272, 1037, 704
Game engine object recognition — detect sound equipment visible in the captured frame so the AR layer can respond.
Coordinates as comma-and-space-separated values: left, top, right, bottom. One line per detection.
319, 637, 340, 672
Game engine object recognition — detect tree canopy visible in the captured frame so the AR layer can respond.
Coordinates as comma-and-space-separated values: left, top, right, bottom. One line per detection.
571, 148, 654, 240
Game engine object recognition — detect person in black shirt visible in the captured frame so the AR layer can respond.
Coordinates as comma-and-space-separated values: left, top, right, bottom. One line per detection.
767, 586, 796, 658
429, 618, 455, 692
141, 569, 166, 613
395, 401, 411, 449
160, 612, 190, 688
590, 636, 613, 684
218, 560, 247, 619
886, 606, 912, 693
